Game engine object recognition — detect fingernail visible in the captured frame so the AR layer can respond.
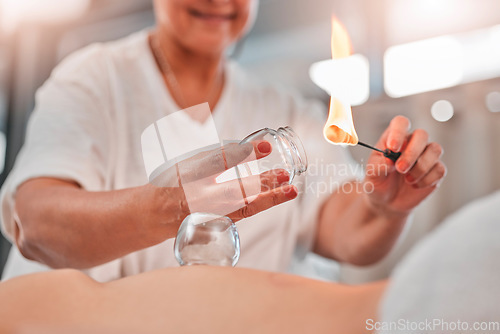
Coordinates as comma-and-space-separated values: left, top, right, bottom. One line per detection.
397, 160, 409, 173
389, 140, 400, 151
277, 172, 290, 184
405, 174, 414, 183
258, 142, 271, 154
285, 186, 298, 199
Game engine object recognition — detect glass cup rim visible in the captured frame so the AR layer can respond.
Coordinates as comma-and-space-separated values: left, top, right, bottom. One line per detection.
277, 126, 308, 175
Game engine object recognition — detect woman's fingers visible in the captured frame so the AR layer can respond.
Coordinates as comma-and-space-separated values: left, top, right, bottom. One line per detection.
213, 169, 290, 201
413, 162, 447, 189
228, 185, 298, 222
177, 141, 272, 182
404, 142, 444, 185
229, 141, 272, 164
369, 115, 410, 169
395, 129, 429, 174
180, 169, 290, 216
385, 116, 411, 152
218, 169, 290, 203
257, 169, 290, 192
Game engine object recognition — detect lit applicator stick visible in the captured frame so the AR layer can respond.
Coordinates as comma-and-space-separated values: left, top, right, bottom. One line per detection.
357, 141, 401, 162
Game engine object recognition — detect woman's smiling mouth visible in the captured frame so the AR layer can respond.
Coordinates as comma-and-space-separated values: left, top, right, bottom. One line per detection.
188, 8, 237, 23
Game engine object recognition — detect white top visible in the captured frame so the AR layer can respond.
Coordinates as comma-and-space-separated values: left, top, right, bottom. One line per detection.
380, 190, 500, 331
0, 30, 359, 282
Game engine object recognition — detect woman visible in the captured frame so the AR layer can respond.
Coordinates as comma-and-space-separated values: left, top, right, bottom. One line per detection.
0, 0, 445, 281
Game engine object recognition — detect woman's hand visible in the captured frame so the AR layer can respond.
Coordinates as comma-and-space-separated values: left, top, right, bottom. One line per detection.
364, 116, 447, 215
314, 116, 446, 266
151, 140, 298, 224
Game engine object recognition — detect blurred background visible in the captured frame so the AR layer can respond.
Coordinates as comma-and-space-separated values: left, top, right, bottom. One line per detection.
1, 0, 500, 281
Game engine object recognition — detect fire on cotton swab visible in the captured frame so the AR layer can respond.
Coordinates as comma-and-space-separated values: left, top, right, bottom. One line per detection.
318, 16, 400, 162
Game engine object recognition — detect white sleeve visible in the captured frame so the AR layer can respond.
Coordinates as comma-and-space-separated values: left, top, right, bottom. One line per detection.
0, 45, 111, 243
379, 191, 500, 332
290, 98, 363, 256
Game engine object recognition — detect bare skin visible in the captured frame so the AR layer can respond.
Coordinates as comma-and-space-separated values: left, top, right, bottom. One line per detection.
13, 0, 446, 269
0, 267, 386, 334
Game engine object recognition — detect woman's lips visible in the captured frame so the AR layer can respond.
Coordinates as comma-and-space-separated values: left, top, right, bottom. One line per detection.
188, 8, 237, 23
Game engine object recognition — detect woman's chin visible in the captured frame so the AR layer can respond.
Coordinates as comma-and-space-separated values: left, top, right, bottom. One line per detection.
184, 36, 233, 56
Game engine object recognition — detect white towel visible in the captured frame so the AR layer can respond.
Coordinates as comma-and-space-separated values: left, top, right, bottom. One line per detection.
380, 191, 500, 333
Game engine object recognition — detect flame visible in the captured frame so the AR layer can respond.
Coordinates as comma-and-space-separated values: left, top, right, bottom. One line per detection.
323, 17, 359, 146
324, 98, 359, 145
330, 17, 352, 59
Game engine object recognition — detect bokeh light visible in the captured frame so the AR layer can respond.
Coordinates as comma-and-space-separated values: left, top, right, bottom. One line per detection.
486, 92, 500, 113
431, 100, 454, 122
1, 0, 90, 33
